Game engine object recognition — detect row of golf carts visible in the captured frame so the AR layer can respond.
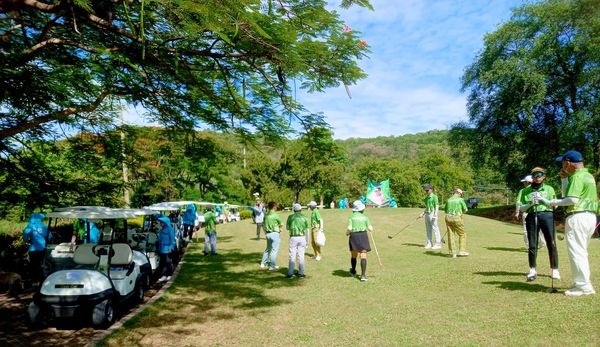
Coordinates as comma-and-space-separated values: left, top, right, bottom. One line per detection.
26, 201, 205, 329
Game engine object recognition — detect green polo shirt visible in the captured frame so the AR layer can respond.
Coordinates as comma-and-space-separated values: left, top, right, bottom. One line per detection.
565, 168, 598, 213
519, 183, 556, 213
264, 210, 282, 232
347, 212, 372, 232
204, 211, 217, 234
444, 194, 468, 216
424, 193, 439, 213
286, 212, 308, 237
310, 208, 322, 229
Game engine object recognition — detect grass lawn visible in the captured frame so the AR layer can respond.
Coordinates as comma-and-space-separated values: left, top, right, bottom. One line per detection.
100, 208, 600, 346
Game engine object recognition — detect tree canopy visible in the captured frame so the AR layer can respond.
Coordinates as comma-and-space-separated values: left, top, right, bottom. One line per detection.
0, 0, 371, 146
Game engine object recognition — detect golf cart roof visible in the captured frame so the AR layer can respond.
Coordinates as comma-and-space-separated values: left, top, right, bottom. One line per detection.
113, 208, 157, 216
53, 206, 114, 212
47, 208, 139, 219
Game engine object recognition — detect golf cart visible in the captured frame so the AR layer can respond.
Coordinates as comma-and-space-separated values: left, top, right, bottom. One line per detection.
145, 201, 192, 260
466, 197, 481, 209
27, 208, 145, 329
121, 208, 162, 285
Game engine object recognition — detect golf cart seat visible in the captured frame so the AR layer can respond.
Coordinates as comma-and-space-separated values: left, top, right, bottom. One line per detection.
109, 243, 134, 279
73, 243, 99, 267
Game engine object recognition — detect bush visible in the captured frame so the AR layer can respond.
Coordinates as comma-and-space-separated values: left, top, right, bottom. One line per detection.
239, 209, 253, 220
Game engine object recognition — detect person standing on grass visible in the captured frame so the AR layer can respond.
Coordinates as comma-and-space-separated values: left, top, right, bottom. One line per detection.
444, 189, 469, 258
539, 150, 597, 296
347, 200, 373, 282
515, 175, 547, 249
253, 200, 265, 240
157, 215, 175, 282
420, 184, 442, 250
23, 213, 50, 285
260, 201, 283, 270
308, 201, 324, 261
203, 205, 219, 256
286, 203, 310, 279
182, 204, 196, 242
518, 167, 559, 282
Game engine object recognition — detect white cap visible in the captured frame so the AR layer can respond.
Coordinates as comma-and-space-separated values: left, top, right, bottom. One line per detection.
520, 175, 533, 183
308, 201, 317, 207
455, 188, 464, 195
293, 203, 302, 211
352, 200, 365, 212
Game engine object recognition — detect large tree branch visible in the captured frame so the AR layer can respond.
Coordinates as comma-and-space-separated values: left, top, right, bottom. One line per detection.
1, 0, 65, 13
0, 90, 110, 140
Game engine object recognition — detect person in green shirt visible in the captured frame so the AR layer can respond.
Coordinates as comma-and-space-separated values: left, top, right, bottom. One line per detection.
541, 150, 598, 296
286, 203, 310, 278
515, 175, 547, 250
444, 188, 469, 258
203, 205, 219, 256
347, 200, 373, 281
518, 167, 559, 282
308, 201, 324, 261
260, 201, 283, 270
420, 185, 442, 249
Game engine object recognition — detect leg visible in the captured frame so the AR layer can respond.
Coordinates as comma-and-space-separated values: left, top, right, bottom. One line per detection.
522, 212, 529, 247
270, 232, 281, 268
210, 232, 217, 254
537, 212, 558, 269
203, 233, 210, 255
432, 219, 442, 246
350, 250, 359, 275
311, 227, 321, 259
260, 233, 274, 266
424, 216, 433, 247
565, 214, 596, 291
525, 214, 538, 269
445, 217, 455, 255
287, 237, 298, 276
298, 237, 306, 276
360, 251, 368, 279
455, 218, 467, 254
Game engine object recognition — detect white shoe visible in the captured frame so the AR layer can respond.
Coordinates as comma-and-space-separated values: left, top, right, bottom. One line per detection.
431, 244, 441, 250
158, 276, 168, 282
424, 243, 432, 249
165, 276, 172, 281
315, 255, 321, 261
260, 263, 266, 269
551, 269, 560, 280
526, 268, 537, 282
457, 251, 469, 257
268, 265, 279, 270
565, 287, 596, 297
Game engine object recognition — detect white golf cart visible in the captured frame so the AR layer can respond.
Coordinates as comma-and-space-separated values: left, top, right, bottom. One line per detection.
27, 209, 145, 329
145, 201, 197, 258
120, 208, 162, 285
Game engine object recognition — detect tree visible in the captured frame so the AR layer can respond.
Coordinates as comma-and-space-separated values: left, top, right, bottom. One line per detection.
1, 0, 371, 148
457, 0, 600, 184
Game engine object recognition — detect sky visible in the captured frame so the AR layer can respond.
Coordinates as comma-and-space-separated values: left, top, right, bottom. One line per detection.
124, 0, 525, 140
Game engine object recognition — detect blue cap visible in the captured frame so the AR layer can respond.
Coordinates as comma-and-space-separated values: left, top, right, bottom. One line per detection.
555, 150, 583, 163
423, 184, 433, 191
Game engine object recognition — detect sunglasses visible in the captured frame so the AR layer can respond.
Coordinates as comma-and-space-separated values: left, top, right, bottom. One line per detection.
532, 172, 545, 178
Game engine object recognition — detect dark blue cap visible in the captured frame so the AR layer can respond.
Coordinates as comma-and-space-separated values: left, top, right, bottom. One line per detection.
555, 150, 583, 163
423, 184, 433, 190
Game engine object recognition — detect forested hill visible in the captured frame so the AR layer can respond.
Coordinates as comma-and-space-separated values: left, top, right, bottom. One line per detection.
336, 130, 450, 164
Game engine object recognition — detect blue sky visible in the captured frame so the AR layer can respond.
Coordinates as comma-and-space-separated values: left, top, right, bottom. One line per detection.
125, 0, 525, 139
297, 0, 525, 139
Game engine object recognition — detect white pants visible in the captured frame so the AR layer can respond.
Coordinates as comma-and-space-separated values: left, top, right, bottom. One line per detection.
565, 212, 596, 290
288, 236, 307, 276
424, 213, 441, 245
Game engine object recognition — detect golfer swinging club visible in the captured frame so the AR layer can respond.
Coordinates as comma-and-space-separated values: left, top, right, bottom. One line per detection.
347, 200, 373, 282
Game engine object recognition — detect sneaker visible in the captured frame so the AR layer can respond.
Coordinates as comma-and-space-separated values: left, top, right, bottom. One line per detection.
298, 274, 305, 278
315, 255, 321, 261
349, 268, 357, 277
268, 266, 279, 270
432, 244, 442, 250
360, 275, 368, 282
285, 274, 295, 279
260, 263, 266, 269
526, 268, 537, 282
457, 251, 470, 257
551, 269, 561, 280
158, 276, 168, 282
203, 252, 209, 256
424, 243, 432, 249
165, 276, 172, 281
451, 254, 457, 258
564, 287, 596, 297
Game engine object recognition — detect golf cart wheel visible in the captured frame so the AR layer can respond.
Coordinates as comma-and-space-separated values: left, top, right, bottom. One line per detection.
136, 280, 145, 303
92, 299, 115, 328
26, 302, 43, 329
143, 273, 151, 289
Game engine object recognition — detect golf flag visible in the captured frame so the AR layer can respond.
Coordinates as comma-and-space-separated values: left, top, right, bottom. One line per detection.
366, 179, 391, 207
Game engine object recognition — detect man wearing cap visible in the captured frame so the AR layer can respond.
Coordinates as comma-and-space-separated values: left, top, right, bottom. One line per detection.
308, 201, 324, 261
203, 205, 219, 256
518, 167, 559, 282
444, 189, 469, 257
347, 200, 373, 281
515, 175, 547, 249
539, 150, 597, 296
420, 185, 442, 249
286, 203, 310, 278
260, 201, 283, 270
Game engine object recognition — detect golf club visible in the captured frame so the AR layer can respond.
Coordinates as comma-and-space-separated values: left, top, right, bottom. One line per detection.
441, 229, 448, 244
369, 230, 383, 268
387, 217, 420, 239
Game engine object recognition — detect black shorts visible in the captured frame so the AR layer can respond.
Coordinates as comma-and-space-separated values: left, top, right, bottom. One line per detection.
349, 231, 371, 252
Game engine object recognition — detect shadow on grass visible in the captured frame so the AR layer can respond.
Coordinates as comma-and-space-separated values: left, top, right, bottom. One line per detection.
485, 246, 526, 253
474, 271, 524, 277
507, 232, 523, 236
331, 269, 354, 278
423, 251, 450, 258
401, 243, 423, 248
116, 247, 301, 334
481, 280, 551, 292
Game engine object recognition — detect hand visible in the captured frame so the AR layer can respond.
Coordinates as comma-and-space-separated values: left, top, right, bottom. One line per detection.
514, 212, 520, 220
530, 192, 540, 204
538, 197, 551, 206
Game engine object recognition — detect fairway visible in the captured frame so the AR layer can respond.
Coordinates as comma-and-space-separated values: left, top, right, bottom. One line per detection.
100, 209, 600, 346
